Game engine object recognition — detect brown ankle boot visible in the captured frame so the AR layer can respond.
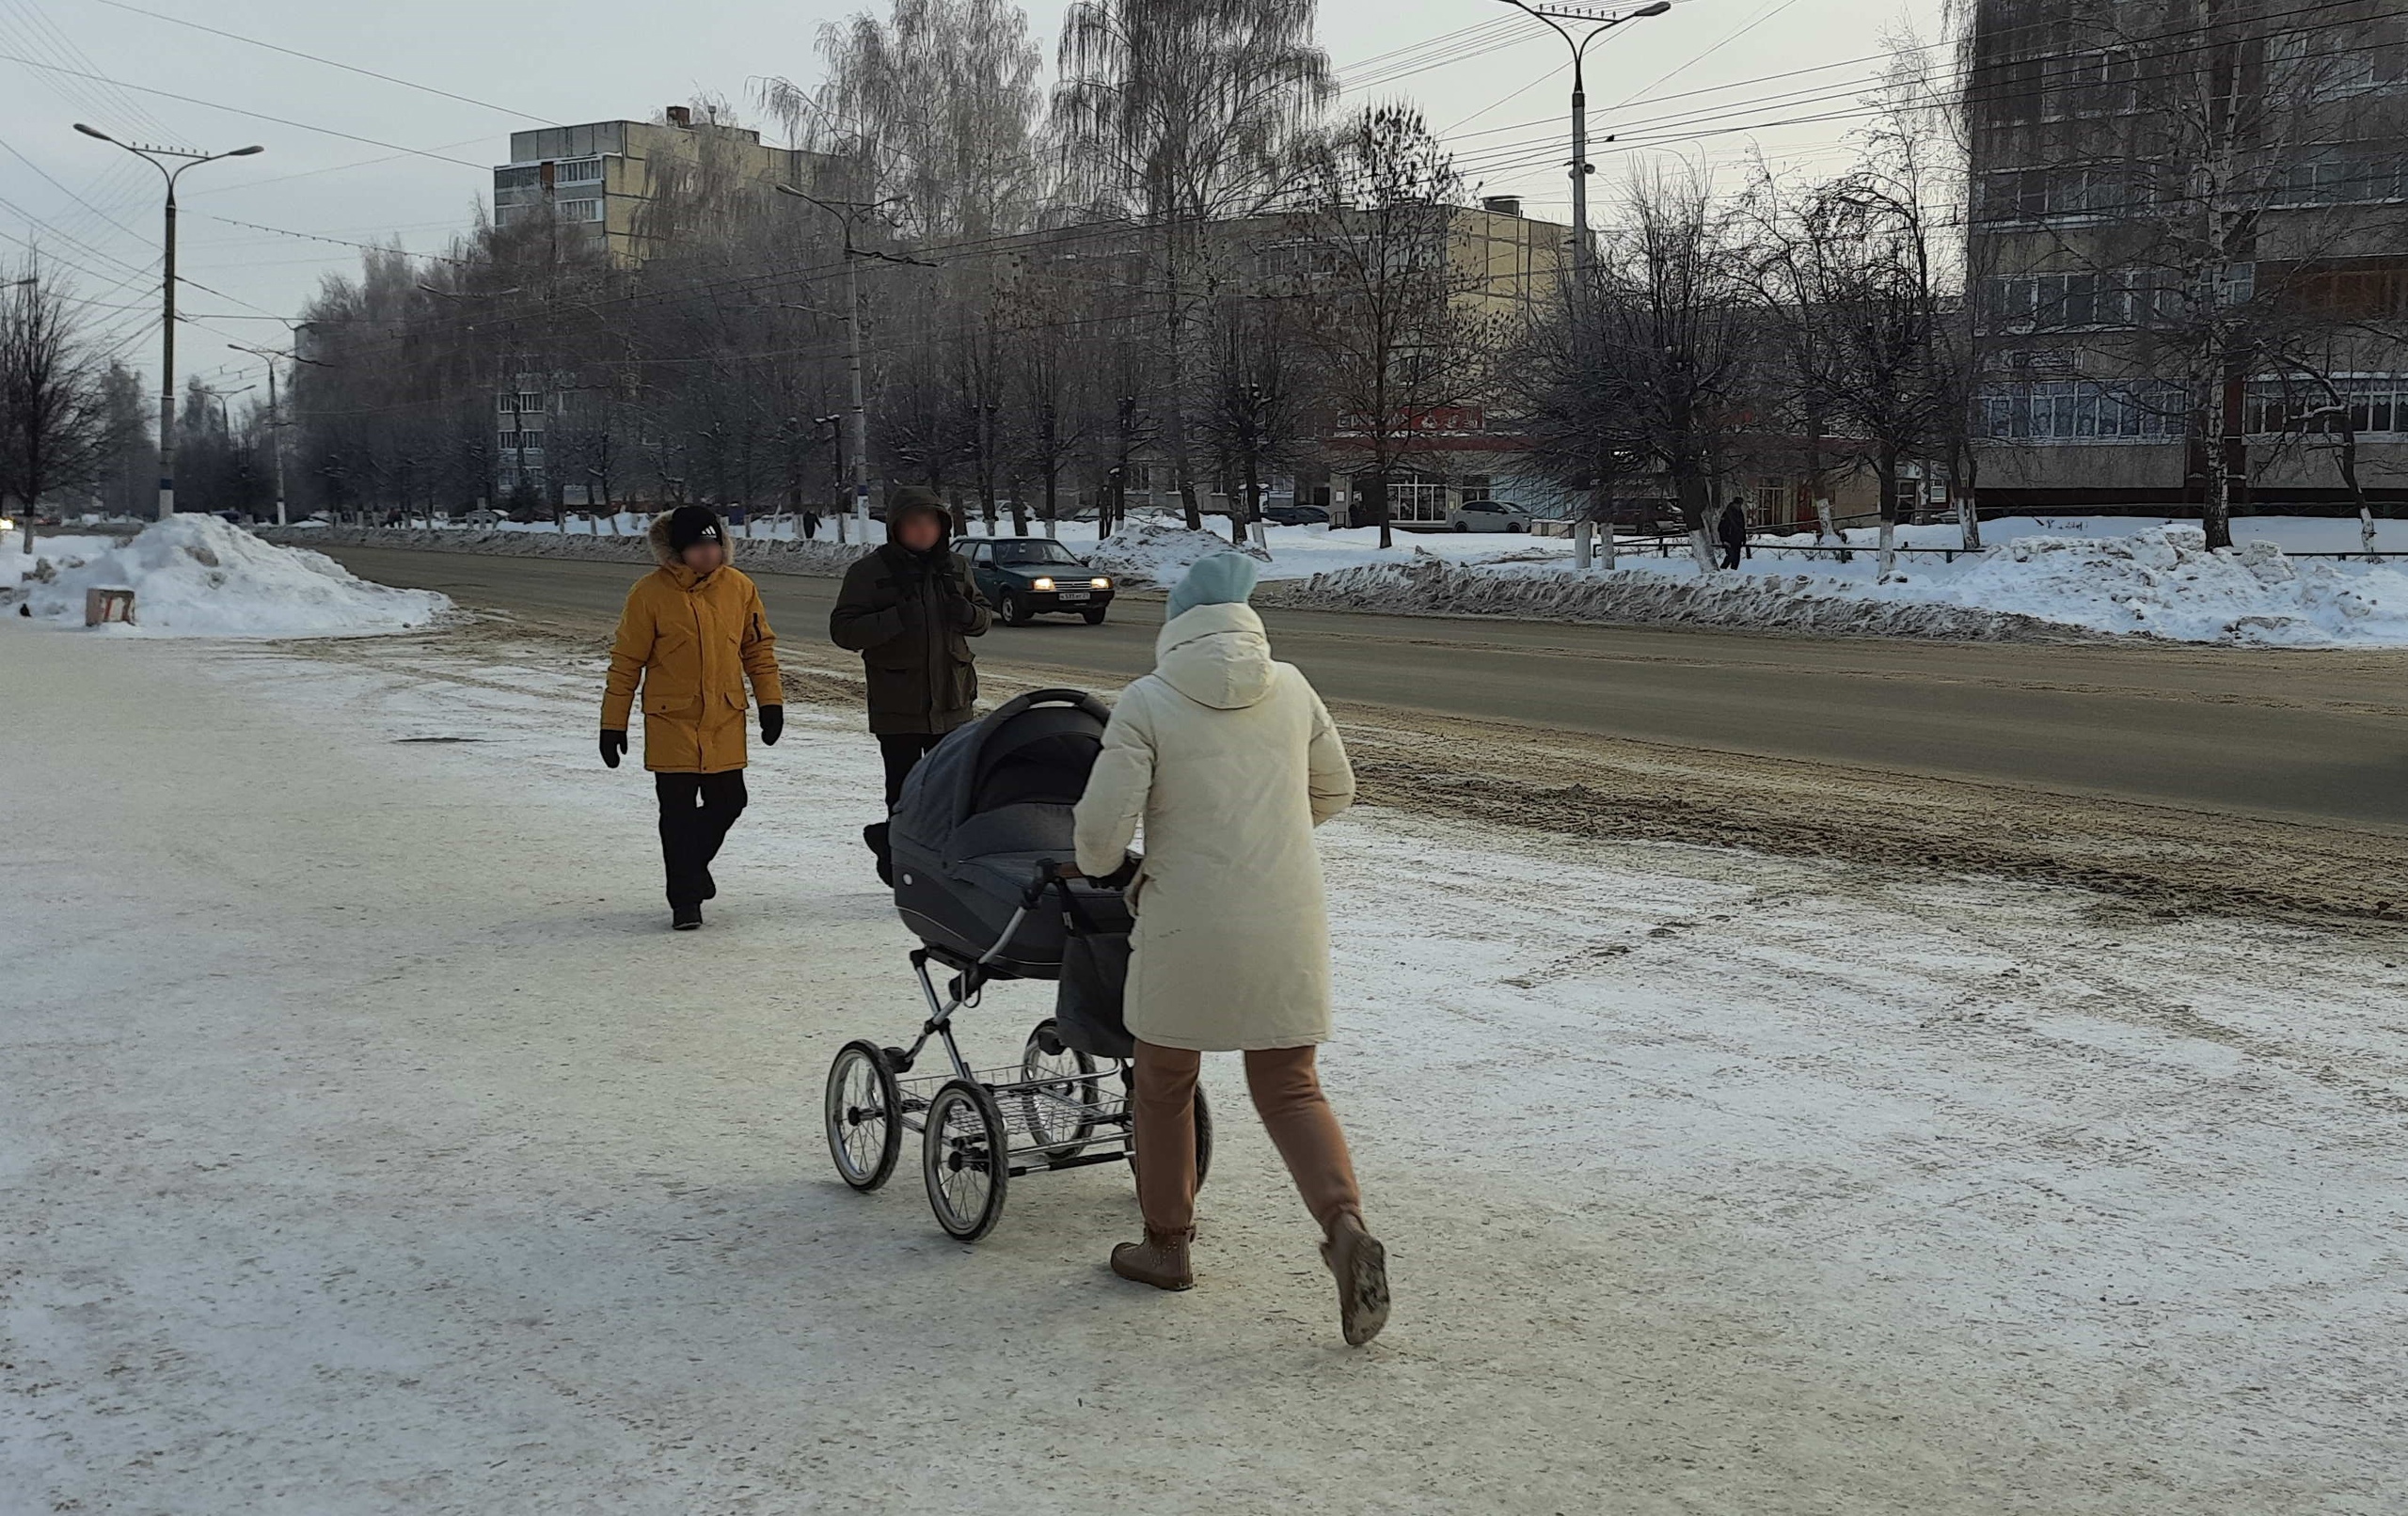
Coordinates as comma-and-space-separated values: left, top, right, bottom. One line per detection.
1111, 1229, 1194, 1291
1320, 1212, 1389, 1346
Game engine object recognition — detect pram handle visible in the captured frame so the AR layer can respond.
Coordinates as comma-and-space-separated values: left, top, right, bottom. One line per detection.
1024, 860, 1072, 907
987, 687, 1112, 726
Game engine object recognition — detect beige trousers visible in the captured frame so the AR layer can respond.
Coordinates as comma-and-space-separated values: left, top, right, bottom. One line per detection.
1131, 1039, 1363, 1238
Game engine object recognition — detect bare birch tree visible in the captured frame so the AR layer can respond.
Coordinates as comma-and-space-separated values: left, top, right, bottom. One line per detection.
1054, 0, 1332, 531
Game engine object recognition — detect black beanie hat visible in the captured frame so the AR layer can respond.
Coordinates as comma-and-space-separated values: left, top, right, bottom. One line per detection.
665, 505, 725, 554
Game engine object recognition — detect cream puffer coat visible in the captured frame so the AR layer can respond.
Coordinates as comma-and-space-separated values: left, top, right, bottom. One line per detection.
1072, 601, 1355, 1051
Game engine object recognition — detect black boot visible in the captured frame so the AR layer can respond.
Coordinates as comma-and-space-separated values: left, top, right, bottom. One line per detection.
672, 901, 703, 931
863, 822, 894, 887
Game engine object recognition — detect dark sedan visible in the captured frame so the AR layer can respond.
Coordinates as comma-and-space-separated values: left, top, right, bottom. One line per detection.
963, 536, 1117, 624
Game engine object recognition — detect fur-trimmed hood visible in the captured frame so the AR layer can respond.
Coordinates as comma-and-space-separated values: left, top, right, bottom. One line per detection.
648, 510, 734, 572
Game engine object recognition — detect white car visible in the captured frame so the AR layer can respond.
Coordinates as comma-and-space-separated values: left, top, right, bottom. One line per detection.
1450, 499, 1533, 533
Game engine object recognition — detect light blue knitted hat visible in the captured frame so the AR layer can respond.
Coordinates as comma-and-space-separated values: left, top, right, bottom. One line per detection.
1165, 552, 1260, 621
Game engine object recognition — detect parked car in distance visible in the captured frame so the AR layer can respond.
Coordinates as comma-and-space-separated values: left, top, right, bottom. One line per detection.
1450, 499, 1533, 533
1261, 502, 1328, 527
964, 536, 1117, 625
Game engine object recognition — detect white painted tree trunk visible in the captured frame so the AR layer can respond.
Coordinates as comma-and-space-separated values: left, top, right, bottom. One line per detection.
2363, 506, 2378, 561
1573, 518, 1594, 571
1814, 497, 1846, 563
1877, 520, 1899, 580
1597, 516, 1616, 569
1687, 528, 1719, 574
1957, 497, 1982, 553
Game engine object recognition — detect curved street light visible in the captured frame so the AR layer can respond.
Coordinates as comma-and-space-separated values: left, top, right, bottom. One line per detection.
73, 124, 264, 520
1492, 1, 1673, 291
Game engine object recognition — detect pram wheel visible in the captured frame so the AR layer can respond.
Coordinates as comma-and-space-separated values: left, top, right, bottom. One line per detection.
924, 1080, 1010, 1241
824, 1040, 902, 1192
1019, 1019, 1101, 1162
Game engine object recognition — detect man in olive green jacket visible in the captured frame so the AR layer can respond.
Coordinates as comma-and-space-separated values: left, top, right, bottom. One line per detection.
829, 487, 990, 880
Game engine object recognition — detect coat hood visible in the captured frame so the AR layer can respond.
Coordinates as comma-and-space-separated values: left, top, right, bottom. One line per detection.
883, 494, 955, 554
648, 510, 737, 573
1153, 601, 1278, 710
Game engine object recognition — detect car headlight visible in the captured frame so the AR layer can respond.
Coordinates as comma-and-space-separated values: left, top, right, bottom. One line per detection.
1090, 576, 1111, 590
1031, 576, 1056, 592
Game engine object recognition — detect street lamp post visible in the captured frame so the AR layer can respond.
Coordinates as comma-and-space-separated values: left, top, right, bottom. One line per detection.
777, 184, 932, 545
230, 341, 327, 528
1494, 1, 1671, 292
73, 125, 262, 522
1493, 2, 1672, 570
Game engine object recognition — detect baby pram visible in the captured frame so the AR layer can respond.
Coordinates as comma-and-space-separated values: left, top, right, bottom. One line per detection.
821, 688, 1212, 1241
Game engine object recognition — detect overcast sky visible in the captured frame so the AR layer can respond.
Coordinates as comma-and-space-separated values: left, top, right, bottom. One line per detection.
0, 0, 1941, 398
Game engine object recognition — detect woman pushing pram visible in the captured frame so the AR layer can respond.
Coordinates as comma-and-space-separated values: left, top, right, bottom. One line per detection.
1072, 553, 1388, 1347
819, 552, 1387, 1349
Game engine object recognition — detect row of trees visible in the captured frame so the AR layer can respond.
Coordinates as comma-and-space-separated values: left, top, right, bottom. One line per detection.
276, 0, 2403, 564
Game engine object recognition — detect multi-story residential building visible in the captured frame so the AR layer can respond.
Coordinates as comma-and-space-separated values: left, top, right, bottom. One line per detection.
1969, 0, 2408, 512
491, 106, 820, 269
488, 108, 823, 500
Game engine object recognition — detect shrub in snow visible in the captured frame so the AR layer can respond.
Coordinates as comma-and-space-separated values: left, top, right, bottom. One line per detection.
1086, 517, 1270, 586
7, 515, 451, 637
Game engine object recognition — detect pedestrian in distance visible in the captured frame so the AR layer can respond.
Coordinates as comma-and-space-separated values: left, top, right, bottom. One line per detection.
1718, 495, 1750, 571
599, 506, 784, 931
1072, 552, 1389, 1348
829, 486, 991, 884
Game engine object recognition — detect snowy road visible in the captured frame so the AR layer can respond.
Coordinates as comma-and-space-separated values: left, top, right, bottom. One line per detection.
4, 624, 2404, 1514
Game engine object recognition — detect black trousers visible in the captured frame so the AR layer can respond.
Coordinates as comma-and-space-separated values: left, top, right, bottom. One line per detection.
656, 770, 748, 908
879, 733, 943, 809
1719, 539, 1744, 570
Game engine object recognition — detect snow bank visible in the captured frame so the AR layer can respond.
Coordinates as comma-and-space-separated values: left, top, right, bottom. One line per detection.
6, 515, 451, 637
1261, 547, 2090, 641
1900, 527, 2408, 646
1267, 527, 2408, 646
1085, 517, 1269, 585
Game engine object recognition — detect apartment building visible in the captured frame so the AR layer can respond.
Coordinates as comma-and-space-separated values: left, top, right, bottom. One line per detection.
1968, 0, 2408, 510
491, 106, 819, 269
488, 107, 822, 500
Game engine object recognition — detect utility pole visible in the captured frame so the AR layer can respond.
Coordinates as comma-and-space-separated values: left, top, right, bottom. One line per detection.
778, 183, 932, 545
1493, 2, 1671, 568
74, 126, 262, 522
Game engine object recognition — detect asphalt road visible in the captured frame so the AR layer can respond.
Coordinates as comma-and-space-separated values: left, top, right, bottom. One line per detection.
322, 544, 2408, 833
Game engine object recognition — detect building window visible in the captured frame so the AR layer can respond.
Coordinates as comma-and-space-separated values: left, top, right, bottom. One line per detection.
1980, 381, 2188, 441
2246, 376, 2408, 437
1979, 165, 2149, 223
1981, 270, 2167, 332
2273, 150, 2408, 209
2043, 50, 2138, 118
1364, 472, 1450, 524
555, 197, 605, 224
554, 157, 604, 185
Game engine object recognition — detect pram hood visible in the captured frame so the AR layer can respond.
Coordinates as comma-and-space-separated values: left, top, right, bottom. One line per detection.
892, 687, 1110, 866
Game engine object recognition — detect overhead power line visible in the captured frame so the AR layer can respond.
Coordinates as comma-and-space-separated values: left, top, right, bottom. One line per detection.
0, 50, 492, 168
82, 0, 562, 127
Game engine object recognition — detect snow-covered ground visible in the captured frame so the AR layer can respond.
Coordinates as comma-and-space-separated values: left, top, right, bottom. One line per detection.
5, 516, 450, 637
4, 624, 2402, 1513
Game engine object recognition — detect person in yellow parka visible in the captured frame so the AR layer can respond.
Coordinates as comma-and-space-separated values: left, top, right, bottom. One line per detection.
600, 506, 784, 930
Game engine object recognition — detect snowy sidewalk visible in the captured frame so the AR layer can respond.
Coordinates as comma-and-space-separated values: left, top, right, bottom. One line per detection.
3, 624, 2404, 1514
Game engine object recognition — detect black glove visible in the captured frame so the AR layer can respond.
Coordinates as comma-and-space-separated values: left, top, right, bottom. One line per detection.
1095, 853, 1140, 889
600, 729, 627, 768
759, 704, 784, 746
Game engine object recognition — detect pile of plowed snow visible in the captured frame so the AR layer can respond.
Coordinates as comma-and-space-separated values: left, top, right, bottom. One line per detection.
6, 516, 451, 637
1893, 526, 2408, 645
1085, 517, 1269, 585
1266, 526, 2408, 647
